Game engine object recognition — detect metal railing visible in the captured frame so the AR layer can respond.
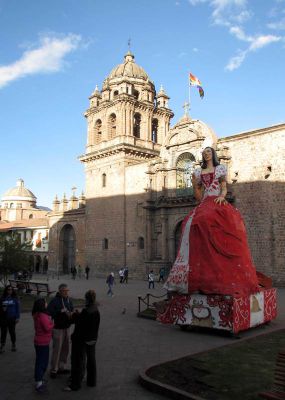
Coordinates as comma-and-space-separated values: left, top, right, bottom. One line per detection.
137, 292, 168, 314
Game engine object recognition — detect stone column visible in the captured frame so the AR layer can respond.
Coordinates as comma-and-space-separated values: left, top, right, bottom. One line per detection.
121, 105, 126, 135
146, 212, 152, 260
161, 212, 169, 261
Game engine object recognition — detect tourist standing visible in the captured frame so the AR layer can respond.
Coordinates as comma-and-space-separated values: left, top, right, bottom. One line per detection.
0, 285, 20, 353
78, 264, 82, 279
32, 298, 54, 392
85, 265, 90, 280
148, 271, 155, 289
47, 283, 74, 378
64, 290, 100, 391
106, 273, 115, 297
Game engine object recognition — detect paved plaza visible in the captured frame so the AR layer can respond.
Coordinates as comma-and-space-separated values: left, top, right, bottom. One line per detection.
1, 274, 285, 400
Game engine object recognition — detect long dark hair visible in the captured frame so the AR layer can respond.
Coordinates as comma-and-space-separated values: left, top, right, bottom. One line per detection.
201, 147, 220, 169
32, 298, 47, 315
2, 285, 17, 299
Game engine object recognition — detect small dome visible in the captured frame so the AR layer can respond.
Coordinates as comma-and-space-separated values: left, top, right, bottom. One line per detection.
2, 179, 36, 201
108, 52, 149, 81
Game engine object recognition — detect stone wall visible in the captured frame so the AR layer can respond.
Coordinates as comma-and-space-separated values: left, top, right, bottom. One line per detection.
219, 123, 285, 284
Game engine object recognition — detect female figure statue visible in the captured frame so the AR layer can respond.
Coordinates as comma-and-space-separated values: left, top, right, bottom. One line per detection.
164, 147, 260, 297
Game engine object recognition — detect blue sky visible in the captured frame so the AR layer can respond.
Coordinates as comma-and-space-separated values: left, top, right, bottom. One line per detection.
0, 0, 284, 208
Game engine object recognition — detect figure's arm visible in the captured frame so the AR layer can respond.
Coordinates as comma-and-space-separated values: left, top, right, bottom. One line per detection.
214, 176, 228, 205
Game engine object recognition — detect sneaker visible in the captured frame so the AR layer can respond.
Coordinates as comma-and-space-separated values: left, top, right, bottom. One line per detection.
50, 370, 57, 379
35, 384, 46, 393
11, 344, 17, 352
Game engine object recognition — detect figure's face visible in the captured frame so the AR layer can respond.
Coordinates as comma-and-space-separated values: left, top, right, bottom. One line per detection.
60, 287, 69, 298
202, 147, 212, 162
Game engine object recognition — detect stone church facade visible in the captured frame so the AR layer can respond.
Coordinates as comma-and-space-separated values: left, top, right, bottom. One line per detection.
48, 52, 285, 284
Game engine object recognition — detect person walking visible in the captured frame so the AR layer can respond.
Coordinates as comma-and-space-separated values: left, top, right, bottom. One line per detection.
122, 267, 129, 284
77, 264, 82, 279
158, 267, 166, 283
119, 268, 124, 283
148, 271, 155, 289
106, 273, 115, 297
64, 290, 100, 391
47, 283, 74, 378
0, 285, 20, 353
32, 298, 54, 393
85, 265, 90, 280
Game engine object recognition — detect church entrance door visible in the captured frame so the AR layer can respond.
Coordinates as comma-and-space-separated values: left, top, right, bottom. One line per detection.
59, 224, 76, 274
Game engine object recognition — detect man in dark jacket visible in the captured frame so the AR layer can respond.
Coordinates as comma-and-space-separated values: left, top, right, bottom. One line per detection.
64, 290, 100, 391
47, 283, 74, 378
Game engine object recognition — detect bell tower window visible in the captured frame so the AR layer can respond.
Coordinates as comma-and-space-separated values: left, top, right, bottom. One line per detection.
133, 113, 141, 138
108, 113, 116, 139
152, 119, 158, 143
95, 119, 102, 144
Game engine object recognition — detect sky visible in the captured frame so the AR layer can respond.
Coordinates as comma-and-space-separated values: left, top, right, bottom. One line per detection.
0, 0, 284, 208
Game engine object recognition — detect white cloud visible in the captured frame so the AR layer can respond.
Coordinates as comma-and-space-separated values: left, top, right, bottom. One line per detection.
225, 50, 247, 71
268, 18, 285, 30
192, 47, 199, 52
0, 33, 81, 89
226, 31, 281, 70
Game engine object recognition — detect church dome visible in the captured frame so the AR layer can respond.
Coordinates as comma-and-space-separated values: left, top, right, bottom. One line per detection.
2, 179, 37, 201
108, 51, 149, 81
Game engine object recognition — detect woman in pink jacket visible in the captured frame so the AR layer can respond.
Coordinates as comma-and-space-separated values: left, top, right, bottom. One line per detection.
32, 298, 54, 392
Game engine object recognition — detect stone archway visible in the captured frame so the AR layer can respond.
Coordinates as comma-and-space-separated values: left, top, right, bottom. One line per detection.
174, 221, 183, 258
59, 224, 76, 274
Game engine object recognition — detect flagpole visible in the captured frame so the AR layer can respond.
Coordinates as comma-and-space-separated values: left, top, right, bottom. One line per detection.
188, 76, 191, 114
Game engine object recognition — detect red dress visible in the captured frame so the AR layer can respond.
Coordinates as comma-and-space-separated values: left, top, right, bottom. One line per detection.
164, 165, 260, 297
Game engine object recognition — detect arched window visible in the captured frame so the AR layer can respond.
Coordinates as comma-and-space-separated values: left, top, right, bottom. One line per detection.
152, 119, 158, 143
102, 173, 106, 187
10, 203, 14, 208
108, 113, 116, 139
113, 90, 119, 98
138, 237, 144, 250
133, 113, 141, 138
29, 214, 33, 219
95, 119, 102, 143
176, 152, 195, 197
103, 238, 108, 250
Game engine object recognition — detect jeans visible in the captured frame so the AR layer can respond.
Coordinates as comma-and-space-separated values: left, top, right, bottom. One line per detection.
107, 284, 113, 296
148, 281, 154, 289
1, 318, 16, 345
35, 345, 49, 382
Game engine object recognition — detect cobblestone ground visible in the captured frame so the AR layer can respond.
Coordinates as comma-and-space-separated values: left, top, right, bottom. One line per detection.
0, 274, 284, 400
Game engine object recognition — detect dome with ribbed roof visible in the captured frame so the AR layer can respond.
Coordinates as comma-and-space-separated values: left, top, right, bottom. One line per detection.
108, 51, 149, 81
2, 179, 36, 201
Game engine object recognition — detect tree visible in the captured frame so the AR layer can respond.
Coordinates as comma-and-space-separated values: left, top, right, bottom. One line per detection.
0, 232, 32, 286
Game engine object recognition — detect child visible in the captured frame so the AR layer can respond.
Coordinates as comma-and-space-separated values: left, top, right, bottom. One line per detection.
32, 298, 54, 392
